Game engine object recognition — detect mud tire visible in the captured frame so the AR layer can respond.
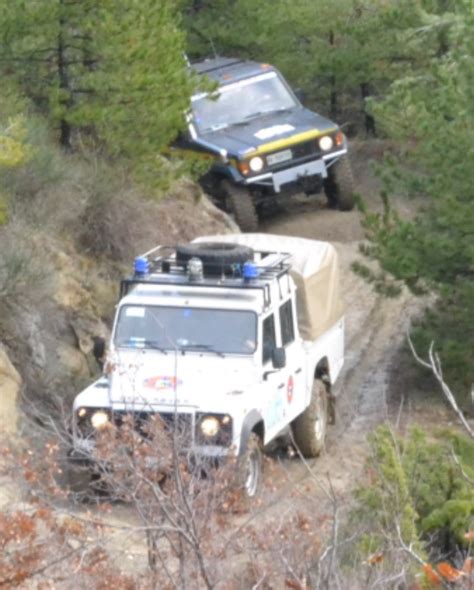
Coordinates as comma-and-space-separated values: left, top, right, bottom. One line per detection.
324, 155, 355, 211
222, 180, 259, 232
292, 379, 328, 457
237, 432, 263, 498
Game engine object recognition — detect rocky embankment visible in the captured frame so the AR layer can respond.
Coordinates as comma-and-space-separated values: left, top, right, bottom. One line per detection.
0, 185, 235, 443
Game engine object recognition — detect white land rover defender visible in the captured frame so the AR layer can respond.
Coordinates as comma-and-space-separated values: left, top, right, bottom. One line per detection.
72, 234, 345, 497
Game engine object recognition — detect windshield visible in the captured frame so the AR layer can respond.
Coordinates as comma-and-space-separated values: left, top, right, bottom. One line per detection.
114, 305, 257, 355
192, 71, 298, 133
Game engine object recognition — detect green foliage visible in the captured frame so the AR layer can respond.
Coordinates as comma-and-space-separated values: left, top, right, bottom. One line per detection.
85, 1, 195, 163
410, 283, 474, 409
182, 0, 437, 120
353, 425, 474, 560
354, 426, 421, 552
0, 0, 195, 175
0, 194, 8, 225
358, 6, 474, 401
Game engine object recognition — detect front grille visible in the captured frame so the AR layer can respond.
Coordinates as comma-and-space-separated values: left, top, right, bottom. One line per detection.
265, 140, 321, 171
291, 140, 320, 160
112, 411, 193, 445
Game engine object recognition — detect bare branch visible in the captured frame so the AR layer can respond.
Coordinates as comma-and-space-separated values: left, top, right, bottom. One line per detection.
407, 334, 473, 438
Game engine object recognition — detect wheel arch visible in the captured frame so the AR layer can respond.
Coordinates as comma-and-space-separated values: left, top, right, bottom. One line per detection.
239, 410, 265, 455
314, 357, 336, 425
314, 357, 331, 387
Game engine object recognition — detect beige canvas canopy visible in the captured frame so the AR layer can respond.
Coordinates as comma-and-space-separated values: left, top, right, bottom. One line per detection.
195, 234, 344, 341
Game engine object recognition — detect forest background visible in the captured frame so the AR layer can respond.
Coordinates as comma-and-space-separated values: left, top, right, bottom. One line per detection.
0, 0, 472, 587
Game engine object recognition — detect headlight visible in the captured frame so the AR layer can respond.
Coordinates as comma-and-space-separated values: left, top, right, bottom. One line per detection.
249, 156, 264, 172
200, 416, 220, 437
91, 410, 110, 430
319, 136, 334, 151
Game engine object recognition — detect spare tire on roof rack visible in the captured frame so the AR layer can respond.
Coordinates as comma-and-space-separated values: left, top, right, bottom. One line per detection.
176, 242, 254, 276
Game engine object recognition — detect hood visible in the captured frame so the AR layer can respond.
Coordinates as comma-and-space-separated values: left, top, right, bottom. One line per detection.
199, 107, 336, 157
107, 350, 257, 411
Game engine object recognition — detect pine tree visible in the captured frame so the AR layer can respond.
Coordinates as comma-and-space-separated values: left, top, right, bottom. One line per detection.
181, 0, 430, 125
360, 6, 474, 401
0, 0, 194, 161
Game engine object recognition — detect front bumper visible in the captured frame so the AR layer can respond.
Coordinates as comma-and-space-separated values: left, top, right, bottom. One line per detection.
72, 407, 236, 463
70, 437, 232, 483
242, 149, 346, 193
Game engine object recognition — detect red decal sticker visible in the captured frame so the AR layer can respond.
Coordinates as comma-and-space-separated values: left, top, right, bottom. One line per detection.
143, 376, 182, 391
287, 375, 294, 403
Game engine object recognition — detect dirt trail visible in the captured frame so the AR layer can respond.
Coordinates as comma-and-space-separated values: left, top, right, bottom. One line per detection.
254, 142, 421, 506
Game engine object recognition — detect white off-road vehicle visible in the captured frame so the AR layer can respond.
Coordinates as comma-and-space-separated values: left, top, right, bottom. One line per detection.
72, 234, 345, 497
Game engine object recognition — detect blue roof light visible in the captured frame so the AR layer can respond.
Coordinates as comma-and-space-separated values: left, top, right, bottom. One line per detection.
134, 256, 149, 276
242, 261, 260, 280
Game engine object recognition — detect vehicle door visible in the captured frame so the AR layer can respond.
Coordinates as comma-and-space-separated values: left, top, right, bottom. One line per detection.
261, 312, 288, 442
277, 297, 306, 423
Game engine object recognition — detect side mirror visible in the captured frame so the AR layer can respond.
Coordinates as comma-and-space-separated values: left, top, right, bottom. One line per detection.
272, 347, 286, 369
92, 336, 106, 369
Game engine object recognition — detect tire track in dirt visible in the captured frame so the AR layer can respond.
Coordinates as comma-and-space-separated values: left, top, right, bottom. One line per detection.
252, 238, 420, 521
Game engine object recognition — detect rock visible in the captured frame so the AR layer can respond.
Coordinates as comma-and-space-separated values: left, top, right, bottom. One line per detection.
54, 272, 91, 310
0, 344, 21, 435
200, 194, 241, 233
57, 344, 91, 378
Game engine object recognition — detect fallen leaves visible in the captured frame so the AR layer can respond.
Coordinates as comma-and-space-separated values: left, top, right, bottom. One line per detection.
423, 563, 442, 586
436, 562, 464, 583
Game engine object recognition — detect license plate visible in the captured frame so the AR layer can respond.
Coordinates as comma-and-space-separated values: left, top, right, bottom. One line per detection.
267, 149, 292, 166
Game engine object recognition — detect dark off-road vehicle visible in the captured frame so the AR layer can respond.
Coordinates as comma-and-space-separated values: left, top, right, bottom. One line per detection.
179, 57, 355, 231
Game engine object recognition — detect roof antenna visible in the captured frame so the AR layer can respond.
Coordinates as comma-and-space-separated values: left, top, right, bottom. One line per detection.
190, 26, 218, 60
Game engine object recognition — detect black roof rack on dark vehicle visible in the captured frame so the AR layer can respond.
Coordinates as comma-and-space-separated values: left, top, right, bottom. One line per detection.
191, 57, 246, 74
190, 57, 273, 85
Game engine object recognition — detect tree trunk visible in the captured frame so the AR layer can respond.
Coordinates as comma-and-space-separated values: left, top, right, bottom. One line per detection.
329, 30, 338, 118
360, 82, 376, 136
57, 0, 72, 151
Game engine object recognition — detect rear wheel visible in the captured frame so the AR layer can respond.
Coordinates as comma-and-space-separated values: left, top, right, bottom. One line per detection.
324, 155, 355, 211
222, 180, 258, 232
292, 379, 328, 457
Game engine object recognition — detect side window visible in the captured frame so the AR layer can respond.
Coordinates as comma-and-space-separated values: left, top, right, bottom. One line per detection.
262, 314, 276, 365
279, 299, 295, 346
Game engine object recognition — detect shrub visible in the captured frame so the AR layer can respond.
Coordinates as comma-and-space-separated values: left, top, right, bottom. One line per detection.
353, 425, 474, 563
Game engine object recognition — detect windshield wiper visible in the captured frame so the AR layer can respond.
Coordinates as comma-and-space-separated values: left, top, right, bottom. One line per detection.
178, 343, 225, 358
143, 340, 168, 354
118, 339, 168, 354
208, 123, 229, 131
243, 107, 293, 121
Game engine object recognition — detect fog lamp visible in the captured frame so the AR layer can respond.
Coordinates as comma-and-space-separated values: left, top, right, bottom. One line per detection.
200, 416, 220, 437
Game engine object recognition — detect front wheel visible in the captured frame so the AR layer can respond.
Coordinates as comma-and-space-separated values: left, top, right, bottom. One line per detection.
291, 379, 328, 457
324, 155, 355, 211
221, 180, 259, 232
237, 432, 263, 498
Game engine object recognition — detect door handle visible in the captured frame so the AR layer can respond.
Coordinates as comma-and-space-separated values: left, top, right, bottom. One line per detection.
295, 368, 302, 374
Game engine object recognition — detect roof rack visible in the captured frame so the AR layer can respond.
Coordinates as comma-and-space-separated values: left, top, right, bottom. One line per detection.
191, 57, 246, 75
119, 244, 292, 308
